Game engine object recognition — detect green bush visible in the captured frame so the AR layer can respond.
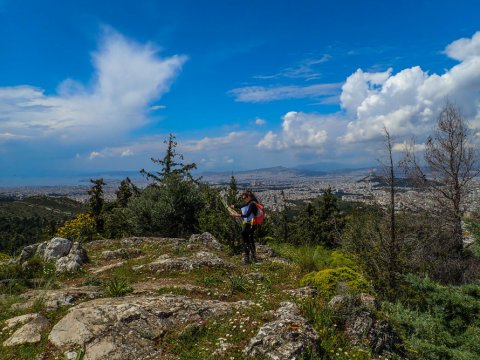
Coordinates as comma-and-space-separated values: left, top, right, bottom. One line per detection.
270, 243, 359, 273
103, 207, 135, 239
384, 275, 480, 359
128, 177, 203, 237
301, 266, 372, 299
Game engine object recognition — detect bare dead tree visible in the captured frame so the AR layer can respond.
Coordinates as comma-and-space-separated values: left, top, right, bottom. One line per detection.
378, 126, 399, 292
402, 102, 479, 255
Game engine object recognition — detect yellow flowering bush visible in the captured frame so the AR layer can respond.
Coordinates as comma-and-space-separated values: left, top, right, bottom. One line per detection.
56, 212, 96, 242
300, 266, 372, 299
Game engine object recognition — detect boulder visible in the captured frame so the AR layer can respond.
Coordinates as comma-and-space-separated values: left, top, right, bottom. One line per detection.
244, 302, 319, 359
19, 244, 39, 263
43, 237, 72, 261
3, 314, 49, 347
188, 232, 222, 250
55, 242, 88, 273
49, 294, 252, 359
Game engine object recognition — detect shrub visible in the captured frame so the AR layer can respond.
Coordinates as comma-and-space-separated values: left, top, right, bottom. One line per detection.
128, 177, 203, 237
301, 266, 372, 299
55, 212, 96, 242
103, 207, 135, 239
384, 275, 480, 359
270, 243, 359, 273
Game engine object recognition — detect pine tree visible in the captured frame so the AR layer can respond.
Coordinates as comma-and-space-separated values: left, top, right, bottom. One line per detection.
140, 133, 197, 183
115, 177, 138, 208
88, 178, 106, 233
226, 173, 240, 206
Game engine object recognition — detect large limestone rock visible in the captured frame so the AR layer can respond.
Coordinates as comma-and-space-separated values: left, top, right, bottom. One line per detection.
3, 313, 49, 347
42, 237, 73, 261
147, 251, 233, 273
55, 242, 89, 273
49, 294, 252, 359
18, 238, 88, 273
244, 302, 319, 359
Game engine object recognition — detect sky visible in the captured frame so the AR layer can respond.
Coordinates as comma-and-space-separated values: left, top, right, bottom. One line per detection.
1, 0, 480, 184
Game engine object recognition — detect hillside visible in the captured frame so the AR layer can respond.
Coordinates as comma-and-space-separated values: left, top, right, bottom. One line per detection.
0, 234, 403, 360
0, 196, 85, 255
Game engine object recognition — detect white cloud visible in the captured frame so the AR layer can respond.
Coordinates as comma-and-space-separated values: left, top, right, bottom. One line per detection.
229, 83, 341, 103
254, 55, 331, 81
88, 151, 103, 160
258, 111, 347, 152
445, 32, 480, 61
338, 31, 480, 145
121, 149, 134, 157
183, 132, 245, 152
0, 28, 186, 144
255, 118, 267, 126
256, 32, 480, 162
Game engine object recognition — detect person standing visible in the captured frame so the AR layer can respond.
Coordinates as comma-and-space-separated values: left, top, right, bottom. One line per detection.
230, 190, 258, 264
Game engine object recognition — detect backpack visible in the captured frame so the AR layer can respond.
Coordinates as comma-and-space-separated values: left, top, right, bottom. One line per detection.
253, 202, 265, 225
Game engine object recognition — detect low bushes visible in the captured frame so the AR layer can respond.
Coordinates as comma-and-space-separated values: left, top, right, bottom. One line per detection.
301, 266, 372, 299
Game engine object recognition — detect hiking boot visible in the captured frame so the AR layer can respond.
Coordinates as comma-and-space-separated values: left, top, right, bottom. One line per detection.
242, 255, 251, 265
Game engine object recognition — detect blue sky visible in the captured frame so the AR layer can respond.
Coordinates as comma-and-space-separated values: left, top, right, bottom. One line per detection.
1, 0, 480, 183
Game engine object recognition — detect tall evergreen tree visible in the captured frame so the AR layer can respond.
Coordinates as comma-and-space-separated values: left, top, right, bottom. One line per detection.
226, 173, 240, 206
88, 178, 106, 233
140, 133, 197, 183
115, 177, 138, 208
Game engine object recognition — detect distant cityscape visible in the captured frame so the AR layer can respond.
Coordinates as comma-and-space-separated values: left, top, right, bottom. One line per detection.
1, 166, 480, 214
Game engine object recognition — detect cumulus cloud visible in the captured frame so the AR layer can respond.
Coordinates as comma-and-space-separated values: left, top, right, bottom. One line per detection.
229, 83, 341, 103
258, 32, 480, 161
0, 29, 186, 144
258, 111, 347, 153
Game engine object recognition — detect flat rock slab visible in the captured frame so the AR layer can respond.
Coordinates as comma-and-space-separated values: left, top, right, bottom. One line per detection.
90, 261, 126, 275
11, 286, 101, 311
2, 313, 39, 332
49, 294, 252, 360
3, 314, 49, 347
244, 302, 319, 359
147, 251, 234, 273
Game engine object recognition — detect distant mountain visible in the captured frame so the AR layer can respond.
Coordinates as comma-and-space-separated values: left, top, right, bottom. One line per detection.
201, 166, 326, 178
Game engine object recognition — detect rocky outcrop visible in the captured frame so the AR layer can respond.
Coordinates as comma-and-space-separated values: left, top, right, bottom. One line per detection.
101, 248, 143, 260
18, 238, 88, 273
328, 293, 404, 357
145, 251, 233, 273
244, 302, 319, 359
2, 313, 49, 347
188, 232, 222, 250
49, 294, 252, 359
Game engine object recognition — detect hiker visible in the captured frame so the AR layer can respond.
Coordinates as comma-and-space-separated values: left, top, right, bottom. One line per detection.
230, 190, 259, 264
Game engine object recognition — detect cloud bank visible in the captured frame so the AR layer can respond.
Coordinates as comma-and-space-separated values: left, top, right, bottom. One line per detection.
258, 31, 480, 159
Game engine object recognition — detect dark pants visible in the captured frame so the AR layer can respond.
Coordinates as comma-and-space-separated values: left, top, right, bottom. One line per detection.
241, 223, 257, 259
